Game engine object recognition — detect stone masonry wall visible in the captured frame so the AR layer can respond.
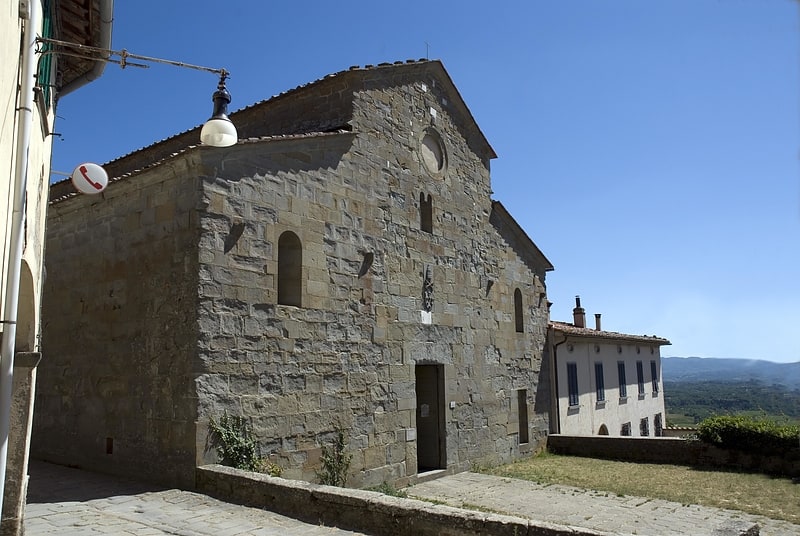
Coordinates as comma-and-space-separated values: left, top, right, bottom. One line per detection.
34, 158, 203, 487
193, 66, 550, 487
34, 62, 550, 490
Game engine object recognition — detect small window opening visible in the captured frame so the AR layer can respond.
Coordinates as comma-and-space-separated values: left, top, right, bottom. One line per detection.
420, 192, 433, 233
517, 389, 529, 444
514, 288, 523, 333
278, 231, 302, 307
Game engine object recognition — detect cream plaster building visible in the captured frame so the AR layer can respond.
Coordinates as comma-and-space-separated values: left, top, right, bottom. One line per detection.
1, 1, 112, 532
549, 297, 670, 437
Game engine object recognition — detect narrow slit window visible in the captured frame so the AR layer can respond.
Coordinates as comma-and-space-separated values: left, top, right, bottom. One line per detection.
420, 192, 433, 234
517, 389, 529, 444
514, 288, 523, 333
278, 231, 302, 307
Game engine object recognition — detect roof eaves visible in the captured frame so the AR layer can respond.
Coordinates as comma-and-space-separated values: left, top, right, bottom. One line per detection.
49, 130, 356, 203
549, 321, 671, 345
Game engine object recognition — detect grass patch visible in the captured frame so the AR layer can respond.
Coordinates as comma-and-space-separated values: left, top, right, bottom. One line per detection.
367, 482, 408, 498
483, 452, 800, 524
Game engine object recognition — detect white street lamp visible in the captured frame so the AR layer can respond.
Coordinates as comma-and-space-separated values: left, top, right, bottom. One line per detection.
200, 73, 237, 148
35, 37, 239, 148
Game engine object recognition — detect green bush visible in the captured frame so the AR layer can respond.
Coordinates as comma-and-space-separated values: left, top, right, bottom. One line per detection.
208, 412, 260, 471
316, 427, 352, 487
254, 458, 283, 477
208, 414, 284, 476
697, 415, 799, 456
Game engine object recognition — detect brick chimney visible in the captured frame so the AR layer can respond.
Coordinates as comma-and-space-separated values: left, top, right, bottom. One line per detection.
573, 296, 586, 328
595, 313, 602, 331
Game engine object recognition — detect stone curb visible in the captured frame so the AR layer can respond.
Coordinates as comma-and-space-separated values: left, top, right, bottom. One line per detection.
196, 464, 614, 536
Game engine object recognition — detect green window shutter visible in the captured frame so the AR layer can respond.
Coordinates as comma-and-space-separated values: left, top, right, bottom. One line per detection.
37, 0, 54, 108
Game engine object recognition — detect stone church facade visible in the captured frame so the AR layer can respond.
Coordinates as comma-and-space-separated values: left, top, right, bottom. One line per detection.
34, 60, 554, 488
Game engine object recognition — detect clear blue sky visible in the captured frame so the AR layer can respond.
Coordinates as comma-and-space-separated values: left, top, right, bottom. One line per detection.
51, 1, 800, 363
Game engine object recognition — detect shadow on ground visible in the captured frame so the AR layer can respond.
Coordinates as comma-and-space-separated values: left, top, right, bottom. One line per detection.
26, 459, 164, 504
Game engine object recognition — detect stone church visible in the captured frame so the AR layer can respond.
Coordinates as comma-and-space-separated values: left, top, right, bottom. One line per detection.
34, 60, 554, 488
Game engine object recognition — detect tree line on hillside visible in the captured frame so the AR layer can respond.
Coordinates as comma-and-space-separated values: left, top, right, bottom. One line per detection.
662, 357, 800, 389
664, 380, 800, 425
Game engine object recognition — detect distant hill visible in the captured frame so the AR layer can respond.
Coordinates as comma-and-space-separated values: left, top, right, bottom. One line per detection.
662, 357, 800, 389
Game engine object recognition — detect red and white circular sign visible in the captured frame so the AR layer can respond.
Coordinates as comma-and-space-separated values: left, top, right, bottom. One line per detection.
71, 162, 108, 194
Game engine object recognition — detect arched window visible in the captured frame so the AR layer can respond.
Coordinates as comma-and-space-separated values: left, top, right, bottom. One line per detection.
598, 424, 609, 436
420, 192, 433, 234
278, 231, 302, 307
514, 288, 523, 333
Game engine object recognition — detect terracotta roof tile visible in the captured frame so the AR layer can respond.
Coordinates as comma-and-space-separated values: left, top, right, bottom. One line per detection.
549, 320, 670, 345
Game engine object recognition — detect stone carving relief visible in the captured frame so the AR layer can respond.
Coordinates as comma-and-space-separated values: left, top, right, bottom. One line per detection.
422, 265, 433, 312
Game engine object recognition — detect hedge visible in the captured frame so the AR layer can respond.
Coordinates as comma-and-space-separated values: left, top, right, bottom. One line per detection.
697, 415, 800, 456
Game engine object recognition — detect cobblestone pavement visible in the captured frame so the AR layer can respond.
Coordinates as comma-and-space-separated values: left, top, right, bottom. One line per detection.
407, 472, 800, 536
25, 461, 366, 536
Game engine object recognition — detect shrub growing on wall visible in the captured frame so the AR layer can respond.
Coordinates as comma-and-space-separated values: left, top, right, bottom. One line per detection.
209, 412, 260, 471
698, 415, 800, 456
316, 427, 352, 487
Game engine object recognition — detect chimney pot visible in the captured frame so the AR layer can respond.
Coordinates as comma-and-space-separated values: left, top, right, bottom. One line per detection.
595, 313, 602, 331
572, 295, 586, 328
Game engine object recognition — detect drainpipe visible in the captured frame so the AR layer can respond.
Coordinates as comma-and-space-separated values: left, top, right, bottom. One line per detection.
0, 0, 41, 514
551, 332, 568, 435
58, 0, 114, 97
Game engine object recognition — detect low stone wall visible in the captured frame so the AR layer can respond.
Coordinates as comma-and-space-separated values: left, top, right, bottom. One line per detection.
196, 464, 611, 536
547, 435, 800, 477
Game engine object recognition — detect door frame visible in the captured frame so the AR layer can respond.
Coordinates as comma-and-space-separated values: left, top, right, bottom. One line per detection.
414, 363, 446, 472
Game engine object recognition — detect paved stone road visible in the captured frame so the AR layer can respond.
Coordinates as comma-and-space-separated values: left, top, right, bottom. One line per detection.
407, 472, 800, 536
25, 461, 366, 535
24, 461, 799, 536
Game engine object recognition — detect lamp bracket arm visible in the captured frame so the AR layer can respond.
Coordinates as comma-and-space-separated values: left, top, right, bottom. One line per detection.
35, 37, 229, 77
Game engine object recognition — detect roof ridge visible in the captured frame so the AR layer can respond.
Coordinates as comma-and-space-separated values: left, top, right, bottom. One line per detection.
96, 59, 441, 171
